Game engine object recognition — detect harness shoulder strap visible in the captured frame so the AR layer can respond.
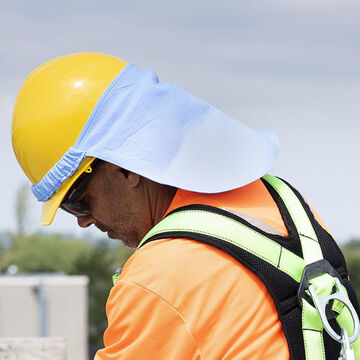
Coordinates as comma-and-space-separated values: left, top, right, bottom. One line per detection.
262, 174, 323, 265
139, 203, 304, 282
137, 175, 360, 360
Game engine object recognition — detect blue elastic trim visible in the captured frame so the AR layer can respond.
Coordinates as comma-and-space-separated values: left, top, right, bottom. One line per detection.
31, 148, 86, 202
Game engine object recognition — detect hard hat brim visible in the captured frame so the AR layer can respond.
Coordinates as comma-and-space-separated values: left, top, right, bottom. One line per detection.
40, 157, 96, 225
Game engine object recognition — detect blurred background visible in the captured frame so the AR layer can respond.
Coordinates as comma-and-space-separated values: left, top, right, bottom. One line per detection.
1, 0, 360, 358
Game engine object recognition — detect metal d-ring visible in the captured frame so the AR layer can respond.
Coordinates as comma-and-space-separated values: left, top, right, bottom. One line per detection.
309, 277, 360, 344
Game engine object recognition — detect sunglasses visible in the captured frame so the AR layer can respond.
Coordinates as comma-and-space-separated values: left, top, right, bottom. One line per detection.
60, 159, 103, 217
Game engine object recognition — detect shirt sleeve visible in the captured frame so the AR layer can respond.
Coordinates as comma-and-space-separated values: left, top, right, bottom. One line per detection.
94, 278, 204, 360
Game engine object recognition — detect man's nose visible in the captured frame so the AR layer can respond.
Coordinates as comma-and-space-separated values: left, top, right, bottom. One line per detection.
77, 214, 96, 228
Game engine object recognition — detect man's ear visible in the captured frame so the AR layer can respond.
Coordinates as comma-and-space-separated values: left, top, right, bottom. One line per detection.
112, 164, 140, 188
107, 163, 139, 187
127, 172, 140, 188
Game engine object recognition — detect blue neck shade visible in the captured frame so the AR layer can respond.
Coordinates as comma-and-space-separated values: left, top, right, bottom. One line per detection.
32, 63, 279, 202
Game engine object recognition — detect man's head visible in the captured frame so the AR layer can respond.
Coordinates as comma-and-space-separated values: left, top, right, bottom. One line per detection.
61, 160, 176, 248
11, 52, 178, 247
12, 51, 279, 239
12, 52, 129, 226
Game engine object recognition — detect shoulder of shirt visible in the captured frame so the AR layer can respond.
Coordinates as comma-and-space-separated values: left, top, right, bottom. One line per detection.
118, 237, 249, 293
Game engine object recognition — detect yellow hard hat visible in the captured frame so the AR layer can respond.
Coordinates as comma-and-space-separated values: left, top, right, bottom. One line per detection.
12, 52, 128, 225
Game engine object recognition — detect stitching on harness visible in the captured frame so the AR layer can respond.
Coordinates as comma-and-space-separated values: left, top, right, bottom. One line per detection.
149, 226, 301, 280
300, 233, 319, 243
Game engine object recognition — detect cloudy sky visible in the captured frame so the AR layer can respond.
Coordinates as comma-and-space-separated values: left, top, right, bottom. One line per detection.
1, 0, 360, 243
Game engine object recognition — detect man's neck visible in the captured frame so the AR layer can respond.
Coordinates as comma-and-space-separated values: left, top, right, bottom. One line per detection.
145, 179, 177, 227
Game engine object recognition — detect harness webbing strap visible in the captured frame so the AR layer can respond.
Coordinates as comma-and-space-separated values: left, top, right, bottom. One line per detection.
264, 176, 360, 358
262, 176, 344, 359
262, 174, 323, 265
139, 208, 304, 282
137, 174, 359, 359
301, 273, 337, 360
302, 299, 326, 359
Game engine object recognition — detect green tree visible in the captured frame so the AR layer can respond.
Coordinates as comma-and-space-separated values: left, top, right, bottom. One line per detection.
342, 239, 360, 298
14, 184, 30, 238
1, 233, 91, 274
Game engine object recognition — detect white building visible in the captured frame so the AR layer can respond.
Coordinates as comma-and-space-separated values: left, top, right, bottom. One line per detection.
0, 274, 88, 360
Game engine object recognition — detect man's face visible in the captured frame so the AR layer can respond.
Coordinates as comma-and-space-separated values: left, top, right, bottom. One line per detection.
73, 162, 153, 248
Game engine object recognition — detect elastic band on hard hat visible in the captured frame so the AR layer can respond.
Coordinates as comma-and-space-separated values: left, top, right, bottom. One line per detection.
31, 148, 86, 201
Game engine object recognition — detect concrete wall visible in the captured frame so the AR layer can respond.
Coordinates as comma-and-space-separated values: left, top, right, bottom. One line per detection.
0, 337, 66, 360
0, 275, 88, 360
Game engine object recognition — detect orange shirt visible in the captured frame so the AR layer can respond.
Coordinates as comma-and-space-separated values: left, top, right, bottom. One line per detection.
95, 179, 328, 359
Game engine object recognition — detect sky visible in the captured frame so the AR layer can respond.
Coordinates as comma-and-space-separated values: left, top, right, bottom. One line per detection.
0, 0, 360, 243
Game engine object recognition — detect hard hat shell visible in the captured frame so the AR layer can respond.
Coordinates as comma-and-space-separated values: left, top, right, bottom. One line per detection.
12, 52, 128, 225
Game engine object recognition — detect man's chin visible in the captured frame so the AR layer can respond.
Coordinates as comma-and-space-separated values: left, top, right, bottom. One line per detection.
106, 230, 118, 239
106, 231, 138, 248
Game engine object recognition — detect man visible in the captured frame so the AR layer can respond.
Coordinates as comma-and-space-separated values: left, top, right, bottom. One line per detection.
12, 52, 360, 359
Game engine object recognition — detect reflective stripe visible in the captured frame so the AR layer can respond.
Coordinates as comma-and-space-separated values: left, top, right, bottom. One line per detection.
221, 208, 283, 235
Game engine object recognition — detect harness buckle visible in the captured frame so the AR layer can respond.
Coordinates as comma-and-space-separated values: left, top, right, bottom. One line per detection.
309, 277, 360, 344
297, 259, 342, 308
298, 259, 360, 353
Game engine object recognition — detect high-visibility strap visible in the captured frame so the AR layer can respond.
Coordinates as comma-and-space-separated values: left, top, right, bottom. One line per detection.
139, 208, 304, 282
262, 175, 323, 265
300, 274, 337, 360
137, 174, 359, 359
302, 298, 326, 360
138, 206, 330, 359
